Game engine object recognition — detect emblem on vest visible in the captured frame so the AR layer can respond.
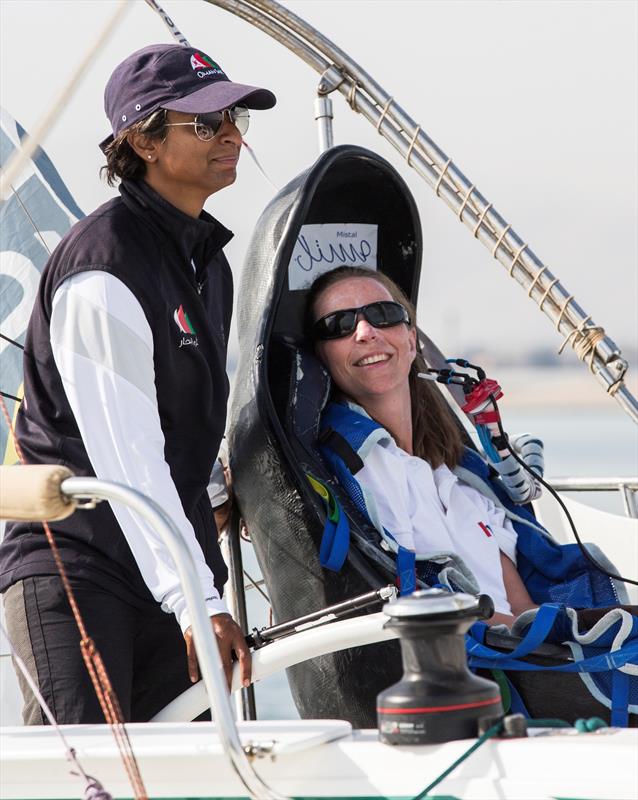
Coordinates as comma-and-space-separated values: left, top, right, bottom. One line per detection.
174, 304, 199, 348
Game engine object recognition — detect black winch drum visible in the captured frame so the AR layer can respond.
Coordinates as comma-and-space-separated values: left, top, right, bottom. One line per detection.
377, 590, 503, 745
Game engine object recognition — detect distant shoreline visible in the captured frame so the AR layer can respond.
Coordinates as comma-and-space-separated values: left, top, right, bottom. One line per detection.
492, 366, 638, 410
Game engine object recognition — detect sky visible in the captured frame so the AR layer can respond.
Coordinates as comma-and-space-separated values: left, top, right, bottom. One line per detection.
1, 0, 637, 375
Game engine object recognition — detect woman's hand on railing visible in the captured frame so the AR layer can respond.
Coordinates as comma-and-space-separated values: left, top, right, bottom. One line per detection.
184, 612, 252, 690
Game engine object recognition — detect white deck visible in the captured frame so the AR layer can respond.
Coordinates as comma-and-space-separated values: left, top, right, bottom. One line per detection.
1, 720, 637, 799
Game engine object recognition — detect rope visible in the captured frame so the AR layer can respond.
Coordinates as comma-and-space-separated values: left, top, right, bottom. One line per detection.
0, 394, 148, 800
491, 224, 512, 258
406, 125, 421, 167
376, 97, 394, 132
434, 158, 452, 197
558, 315, 592, 355
575, 327, 607, 372
537, 277, 559, 312
555, 293, 575, 330
0, 620, 114, 800
411, 717, 608, 799
555, 313, 612, 382
457, 183, 475, 222
347, 80, 361, 110
411, 721, 503, 799
83, 779, 114, 800
527, 265, 548, 297
0, 0, 130, 203
472, 203, 492, 238
508, 243, 528, 276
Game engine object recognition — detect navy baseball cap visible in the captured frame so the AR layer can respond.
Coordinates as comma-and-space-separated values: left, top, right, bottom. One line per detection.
100, 43, 276, 149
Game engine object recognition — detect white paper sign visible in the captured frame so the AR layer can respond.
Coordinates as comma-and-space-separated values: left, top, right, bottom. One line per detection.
287, 223, 378, 291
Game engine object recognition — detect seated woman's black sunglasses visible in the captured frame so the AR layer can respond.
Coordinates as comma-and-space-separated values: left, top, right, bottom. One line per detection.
313, 300, 411, 341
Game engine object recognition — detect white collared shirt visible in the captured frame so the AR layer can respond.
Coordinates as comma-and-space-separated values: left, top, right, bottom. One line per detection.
357, 436, 518, 614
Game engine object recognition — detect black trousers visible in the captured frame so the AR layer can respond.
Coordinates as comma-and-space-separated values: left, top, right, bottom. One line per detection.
3, 575, 194, 725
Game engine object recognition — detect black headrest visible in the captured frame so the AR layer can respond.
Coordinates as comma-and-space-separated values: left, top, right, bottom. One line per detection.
234, 145, 423, 364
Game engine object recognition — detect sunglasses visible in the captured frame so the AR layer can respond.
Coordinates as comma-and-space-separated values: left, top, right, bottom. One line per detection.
164, 106, 250, 140
313, 301, 411, 341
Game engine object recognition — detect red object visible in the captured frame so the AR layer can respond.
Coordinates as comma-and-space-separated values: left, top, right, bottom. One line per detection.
377, 696, 501, 714
473, 409, 501, 425
461, 378, 503, 414
478, 522, 493, 538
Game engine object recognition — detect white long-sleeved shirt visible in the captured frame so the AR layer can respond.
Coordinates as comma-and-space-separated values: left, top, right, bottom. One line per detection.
357, 436, 518, 614
50, 270, 228, 632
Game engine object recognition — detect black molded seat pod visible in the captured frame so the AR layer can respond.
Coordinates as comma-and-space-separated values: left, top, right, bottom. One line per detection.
228, 146, 422, 726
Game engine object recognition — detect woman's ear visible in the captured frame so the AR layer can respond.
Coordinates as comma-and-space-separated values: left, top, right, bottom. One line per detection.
127, 131, 161, 164
314, 340, 328, 366
408, 326, 417, 362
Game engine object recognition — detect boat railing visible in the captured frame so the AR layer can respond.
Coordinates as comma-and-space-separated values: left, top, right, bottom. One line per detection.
546, 476, 638, 518
201, 0, 637, 424
0, 466, 289, 800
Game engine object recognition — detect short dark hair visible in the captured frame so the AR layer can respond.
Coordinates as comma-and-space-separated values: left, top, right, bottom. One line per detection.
100, 109, 168, 186
307, 266, 465, 469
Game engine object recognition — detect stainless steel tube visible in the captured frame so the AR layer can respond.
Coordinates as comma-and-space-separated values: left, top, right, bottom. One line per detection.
60, 477, 288, 800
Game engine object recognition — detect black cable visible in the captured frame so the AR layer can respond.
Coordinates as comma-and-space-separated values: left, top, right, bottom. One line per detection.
423, 364, 637, 587
0, 391, 22, 403
488, 396, 638, 588
1, 333, 25, 405
0, 332, 24, 350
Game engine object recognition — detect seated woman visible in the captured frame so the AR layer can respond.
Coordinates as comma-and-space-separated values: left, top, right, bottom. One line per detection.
306, 265, 632, 628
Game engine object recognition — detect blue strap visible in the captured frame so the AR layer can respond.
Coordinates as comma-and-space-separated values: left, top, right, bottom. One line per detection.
505, 675, 530, 718
467, 639, 638, 674
319, 505, 350, 571
469, 620, 489, 643
397, 546, 416, 595
466, 604, 562, 663
611, 670, 630, 727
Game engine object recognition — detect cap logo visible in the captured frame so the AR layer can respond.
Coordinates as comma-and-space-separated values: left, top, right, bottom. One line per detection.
190, 52, 222, 76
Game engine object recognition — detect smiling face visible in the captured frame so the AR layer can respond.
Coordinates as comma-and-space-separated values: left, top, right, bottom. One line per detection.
132, 109, 243, 216
313, 276, 417, 410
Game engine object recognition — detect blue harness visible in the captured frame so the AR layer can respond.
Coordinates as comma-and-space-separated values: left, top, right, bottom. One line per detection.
315, 401, 638, 725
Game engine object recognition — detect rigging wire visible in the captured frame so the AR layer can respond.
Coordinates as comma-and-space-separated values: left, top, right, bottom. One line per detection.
0, 391, 21, 403
0, 332, 24, 350
0, 619, 114, 800
7, 181, 53, 256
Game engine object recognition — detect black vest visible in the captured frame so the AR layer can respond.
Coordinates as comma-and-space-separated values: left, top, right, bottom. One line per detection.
1, 180, 232, 603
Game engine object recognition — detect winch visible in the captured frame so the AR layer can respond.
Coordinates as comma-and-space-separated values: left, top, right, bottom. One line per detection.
377, 589, 503, 745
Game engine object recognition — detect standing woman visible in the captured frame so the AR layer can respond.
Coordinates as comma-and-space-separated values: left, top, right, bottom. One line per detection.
0, 44, 276, 724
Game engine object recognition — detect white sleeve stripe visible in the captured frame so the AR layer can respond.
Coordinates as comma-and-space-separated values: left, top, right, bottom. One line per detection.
51, 289, 156, 404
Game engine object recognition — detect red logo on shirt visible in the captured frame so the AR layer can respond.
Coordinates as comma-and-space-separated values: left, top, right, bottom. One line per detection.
478, 522, 493, 538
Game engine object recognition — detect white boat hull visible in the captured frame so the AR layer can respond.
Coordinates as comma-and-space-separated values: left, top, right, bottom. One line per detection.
1, 720, 636, 799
